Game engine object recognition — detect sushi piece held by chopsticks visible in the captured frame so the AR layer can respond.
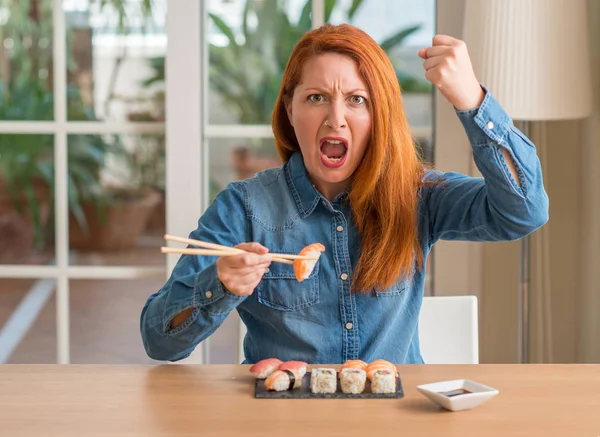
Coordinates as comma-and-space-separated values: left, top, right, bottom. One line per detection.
294, 243, 326, 282
161, 234, 323, 268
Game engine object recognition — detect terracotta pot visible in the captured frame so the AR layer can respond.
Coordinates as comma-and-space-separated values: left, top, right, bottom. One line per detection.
69, 190, 161, 252
0, 178, 51, 263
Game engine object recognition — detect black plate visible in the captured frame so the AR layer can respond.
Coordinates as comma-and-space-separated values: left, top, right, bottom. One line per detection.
255, 372, 404, 399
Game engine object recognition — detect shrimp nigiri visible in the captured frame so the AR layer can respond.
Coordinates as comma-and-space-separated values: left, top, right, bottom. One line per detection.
250, 358, 283, 379
366, 359, 398, 380
264, 369, 303, 391
279, 360, 308, 377
294, 243, 325, 282
340, 359, 368, 372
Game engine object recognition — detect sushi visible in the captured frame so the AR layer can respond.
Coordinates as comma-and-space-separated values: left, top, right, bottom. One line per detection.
340, 359, 368, 372
294, 243, 325, 282
339, 368, 367, 394
250, 358, 282, 379
310, 368, 337, 394
265, 369, 303, 391
370, 369, 396, 394
279, 360, 308, 378
366, 359, 397, 380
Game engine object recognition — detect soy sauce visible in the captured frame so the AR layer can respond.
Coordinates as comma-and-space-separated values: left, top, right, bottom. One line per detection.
439, 388, 472, 397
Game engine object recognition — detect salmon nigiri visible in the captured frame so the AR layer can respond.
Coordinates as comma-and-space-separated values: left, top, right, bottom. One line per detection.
293, 243, 325, 282
250, 358, 283, 379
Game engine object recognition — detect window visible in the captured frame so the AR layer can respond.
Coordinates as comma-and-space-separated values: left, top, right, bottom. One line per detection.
0, 0, 167, 364
193, 0, 436, 363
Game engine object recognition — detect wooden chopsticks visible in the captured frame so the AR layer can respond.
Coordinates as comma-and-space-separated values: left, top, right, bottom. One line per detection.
161, 234, 318, 265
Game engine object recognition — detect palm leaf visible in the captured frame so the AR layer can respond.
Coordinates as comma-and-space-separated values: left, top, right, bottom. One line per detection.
298, 0, 312, 31
209, 13, 239, 52
379, 24, 422, 52
324, 0, 336, 22
347, 0, 364, 20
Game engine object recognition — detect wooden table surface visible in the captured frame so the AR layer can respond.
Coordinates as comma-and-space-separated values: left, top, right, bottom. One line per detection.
0, 364, 599, 436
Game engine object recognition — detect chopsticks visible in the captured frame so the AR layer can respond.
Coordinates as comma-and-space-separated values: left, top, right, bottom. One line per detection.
161, 234, 319, 265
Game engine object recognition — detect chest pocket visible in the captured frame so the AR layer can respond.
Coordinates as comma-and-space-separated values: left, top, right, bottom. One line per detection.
256, 258, 320, 311
375, 275, 413, 297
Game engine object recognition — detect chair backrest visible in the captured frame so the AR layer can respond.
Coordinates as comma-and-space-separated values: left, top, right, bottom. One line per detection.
236, 295, 479, 364
418, 295, 479, 364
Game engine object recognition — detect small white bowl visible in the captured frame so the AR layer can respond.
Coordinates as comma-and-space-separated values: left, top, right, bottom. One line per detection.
416, 379, 499, 412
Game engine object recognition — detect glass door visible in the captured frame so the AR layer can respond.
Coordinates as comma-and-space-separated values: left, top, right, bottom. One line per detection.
167, 0, 436, 364
0, 0, 168, 364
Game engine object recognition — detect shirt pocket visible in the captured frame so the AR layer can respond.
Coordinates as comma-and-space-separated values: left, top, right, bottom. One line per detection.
375, 275, 413, 297
256, 259, 320, 311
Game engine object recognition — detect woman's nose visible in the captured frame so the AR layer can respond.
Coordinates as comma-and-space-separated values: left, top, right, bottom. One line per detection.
326, 102, 347, 129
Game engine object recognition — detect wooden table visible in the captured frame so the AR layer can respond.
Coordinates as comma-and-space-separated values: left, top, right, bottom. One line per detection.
0, 364, 598, 436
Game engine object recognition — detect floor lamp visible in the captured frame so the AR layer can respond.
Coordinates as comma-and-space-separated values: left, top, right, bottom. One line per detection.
462, 0, 593, 363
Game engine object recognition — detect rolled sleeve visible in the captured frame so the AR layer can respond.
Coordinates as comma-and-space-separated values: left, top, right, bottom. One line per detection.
162, 263, 247, 336
455, 86, 514, 148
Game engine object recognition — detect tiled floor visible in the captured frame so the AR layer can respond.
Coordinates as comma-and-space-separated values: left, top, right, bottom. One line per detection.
0, 244, 240, 364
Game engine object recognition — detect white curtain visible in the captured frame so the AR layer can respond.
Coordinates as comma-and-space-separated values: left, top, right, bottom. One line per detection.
578, 0, 600, 363
527, 0, 599, 363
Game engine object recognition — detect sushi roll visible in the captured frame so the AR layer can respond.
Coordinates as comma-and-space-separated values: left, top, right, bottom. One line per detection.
264, 369, 303, 392
293, 243, 325, 282
279, 360, 308, 378
310, 368, 337, 394
339, 368, 366, 394
366, 359, 397, 380
370, 369, 396, 394
250, 358, 282, 379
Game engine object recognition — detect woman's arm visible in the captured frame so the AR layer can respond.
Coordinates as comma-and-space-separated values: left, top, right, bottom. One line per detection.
418, 34, 548, 244
424, 90, 548, 244
140, 182, 249, 362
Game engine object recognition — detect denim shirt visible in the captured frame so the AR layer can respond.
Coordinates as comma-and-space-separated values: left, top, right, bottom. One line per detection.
140, 89, 549, 364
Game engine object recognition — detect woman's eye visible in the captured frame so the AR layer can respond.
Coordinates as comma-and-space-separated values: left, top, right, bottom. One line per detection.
349, 95, 366, 105
308, 94, 324, 103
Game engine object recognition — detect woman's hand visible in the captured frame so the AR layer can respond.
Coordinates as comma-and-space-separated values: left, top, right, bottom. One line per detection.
418, 35, 485, 111
216, 242, 272, 296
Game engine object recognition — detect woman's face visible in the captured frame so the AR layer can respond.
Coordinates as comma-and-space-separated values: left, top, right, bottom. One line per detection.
286, 53, 372, 201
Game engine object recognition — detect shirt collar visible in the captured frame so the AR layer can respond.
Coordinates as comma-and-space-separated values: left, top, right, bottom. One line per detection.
285, 151, 349, 217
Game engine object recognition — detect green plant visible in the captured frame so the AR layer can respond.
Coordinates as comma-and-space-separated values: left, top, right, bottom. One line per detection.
0, 0, 159, 250
208, 0, 432, 126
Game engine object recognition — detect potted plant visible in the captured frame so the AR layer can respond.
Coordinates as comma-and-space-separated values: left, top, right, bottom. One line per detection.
206, 0, 432, 188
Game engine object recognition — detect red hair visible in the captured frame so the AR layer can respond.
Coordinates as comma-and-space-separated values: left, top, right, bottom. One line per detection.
272, 24, 426, 291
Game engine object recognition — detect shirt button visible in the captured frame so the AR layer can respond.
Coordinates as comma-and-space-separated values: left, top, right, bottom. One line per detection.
486, 121, 494, 130
340, 273, 348, 280
345, 322, 353, 330
336, 225, 344, 232
205, 291, 213, 299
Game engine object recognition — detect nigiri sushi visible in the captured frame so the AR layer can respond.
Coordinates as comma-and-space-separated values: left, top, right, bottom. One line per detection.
250, 358, 282, 379
294, 243, 325, 282
265, 369, 303, 391
279, 360, 308, 377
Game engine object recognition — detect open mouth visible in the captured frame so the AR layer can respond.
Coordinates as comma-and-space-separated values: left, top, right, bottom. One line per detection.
320, 137, 348, 167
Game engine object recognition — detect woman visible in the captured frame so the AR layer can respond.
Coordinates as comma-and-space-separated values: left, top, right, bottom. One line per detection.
140, 24, 548, 364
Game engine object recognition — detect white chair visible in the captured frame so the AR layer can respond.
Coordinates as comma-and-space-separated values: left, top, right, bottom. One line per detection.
418, 295, 479, 364
237, 295, 479, 364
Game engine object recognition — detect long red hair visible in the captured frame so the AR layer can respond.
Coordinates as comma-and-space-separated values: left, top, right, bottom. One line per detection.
272, 24, 426, 292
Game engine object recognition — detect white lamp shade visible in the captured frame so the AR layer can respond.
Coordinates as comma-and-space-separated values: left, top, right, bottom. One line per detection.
463, 0, 593, 121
